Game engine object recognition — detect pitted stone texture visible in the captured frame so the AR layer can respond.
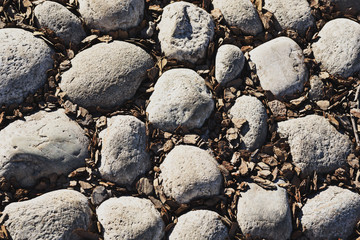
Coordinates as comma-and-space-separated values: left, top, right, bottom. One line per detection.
4, 189, 92, 240
0, 109, 89, 187
60, 41, 153, 108
229, 95, 267, 151
215, 44, 245, 86
312, 18, 360, 78
34, 1, 86, 45
212, 0, 263, 36
277, 115, 352, 175
78, 0, 144, 32
237, 182, 292, 240
309, 76, 325, 101
159, 145, 222, 204
264, 0, 315, 35
97, 197, 164, 240
0, 28, 53, 105
301, 186, 360, 239
158, 1, 214, 63
169, 210, 229, 240
249, 37, 308, 98
147, 68, 214, 132
99, 115, 150, 186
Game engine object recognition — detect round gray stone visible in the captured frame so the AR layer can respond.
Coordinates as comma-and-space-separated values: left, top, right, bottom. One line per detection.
158, 1, 215, 63
146, 68, 214, 132
159, 145, 223, 204
308, 75, 325, 101
229, 95, 268, 151
277, 115, 352, 175
34, 1, 86, 45
169, 210, 229, 240
301, 186, 360, 239
312, 18, 360, 78
98, 115, 151, 186
60, 41, 153, 108
3, 189, 92, 240
0, 28, 53, 105
236, 182, 292, 240
78, 0, 144, 32
249, 37, 308, 98
97, 196, 165, 240
212, 0, 263, 35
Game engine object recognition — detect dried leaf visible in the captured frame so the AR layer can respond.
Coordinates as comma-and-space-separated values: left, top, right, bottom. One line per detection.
351, 108, 360, 118
232, 118, 247, 129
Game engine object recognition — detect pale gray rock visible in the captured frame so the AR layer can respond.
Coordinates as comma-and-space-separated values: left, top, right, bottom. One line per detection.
97, 197, 165, 240
0, 110, 89, 187
309, 75, 324, 101
312, 18, 360, 77
4, 189, 92, 240
158, 1, 214, 63
34, 1, 86, 45
249, 37, 308, 98
60, 41, 153, 108
78, 0, 144, 31
169, 210, 229, 240
0, 28, 53, 105
98, 115, 150, 186
237, 182, 292, 240
229, 95, 267, 151
159, 145, 223, 204
212, 0, 263, 35
146, 68, 214, 132
301, 186, 360, 239
277, 115, 352, 175
215, 44, 245, 86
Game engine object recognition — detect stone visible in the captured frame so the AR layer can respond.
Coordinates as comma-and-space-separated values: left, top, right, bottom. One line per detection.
78, 0, 144, 32
301, 186, 360, 239
158, 1, 214, 63
97, 196, 165, 240
236, 182, 292, 240
277, 115, 352, 175
249, 37, 308, 98
309, 75, 325, 101
0, 109, 89, 187
264, 0, 315, 35
98, 115, 150, 186
169, 210, 229, 240
3, 189, 92, 240
60, 41, 153, 108
159, 145, 222, 203
34, 1, 86, 45
215, 44, 245, 86
312, 18, 360, 78
0, 28, 53, 105
212, 0, 263, 35
146, 68, 214, 132
91, 186, 109, 205
229, 95, 267, 151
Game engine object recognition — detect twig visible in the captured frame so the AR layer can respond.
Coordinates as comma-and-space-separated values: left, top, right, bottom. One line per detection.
350, 114, 360, 147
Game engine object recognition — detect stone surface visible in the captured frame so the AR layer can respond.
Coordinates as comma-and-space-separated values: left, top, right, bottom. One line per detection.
60, 41, 153, 108
309, 75, 325, 101
78, 0, 144, 32
98, 115, 150, 186
34, 1, 86, 45
169, 210, 229, 240
0, 109, 89, 187
237, 182, 292, 240
0, 28, 53, 105
158, 1, 214, 63
4, 189, 92, 240
312, 18, 360, 78
277, 115, 352, 175
301, 186, 360, 239
249, 37, 308, 98
146, 68, 214, 132
159, 145, 222, 203
229, 95, 267, 151
215, 44, 245, 86
97, 196, 164, 240
212, 0, 263, 35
